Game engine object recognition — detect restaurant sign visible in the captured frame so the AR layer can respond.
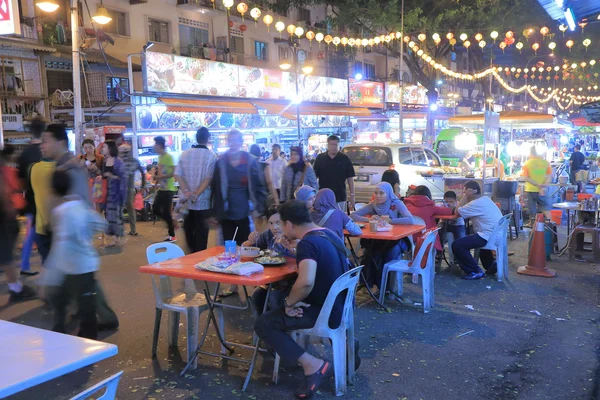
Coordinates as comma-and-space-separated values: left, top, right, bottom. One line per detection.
144, 52, 348, 104
385, 83, 429, 105
2, 114, 22, 130
349, 79, 384, 108
0, 0, 20, 36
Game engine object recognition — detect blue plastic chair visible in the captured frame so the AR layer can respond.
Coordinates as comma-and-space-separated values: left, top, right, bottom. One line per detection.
69, 371, 123, 400
146, 243, 224, 369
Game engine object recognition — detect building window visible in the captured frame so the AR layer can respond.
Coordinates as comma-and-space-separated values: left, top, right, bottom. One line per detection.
254, 41, 268, 61
274, 0, 288, 17
148, 18, 170, 44
103, 9, 129, 36
230, 36, 244, 54
364, 63, 375, 79
353, 61, 363, 75
106, 77, 129, 103
297, 7, 310, 23
278, 46, 290, 61
179, 25, 209, 56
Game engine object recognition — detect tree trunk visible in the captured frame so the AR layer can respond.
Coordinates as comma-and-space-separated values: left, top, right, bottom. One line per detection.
424, 88, 438, 147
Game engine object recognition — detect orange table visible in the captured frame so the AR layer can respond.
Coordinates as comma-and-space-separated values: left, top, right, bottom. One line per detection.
139, 246, 297, 391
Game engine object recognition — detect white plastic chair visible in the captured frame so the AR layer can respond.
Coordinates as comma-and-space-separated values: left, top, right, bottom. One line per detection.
473, 214, 512, 282
379, 229, 439, 313
146, 243, 224, 369
272, 267, 363, 396
70, 371, 123, 400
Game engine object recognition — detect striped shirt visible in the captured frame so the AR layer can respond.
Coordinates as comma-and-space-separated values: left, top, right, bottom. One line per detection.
175, 145, 217, 211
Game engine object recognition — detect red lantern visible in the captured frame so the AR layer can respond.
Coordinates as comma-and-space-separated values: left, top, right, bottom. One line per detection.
554, 75, 559, 80
239, 24, 247, 32
586, 74, 591, 79
229, 20, 234, 28
524, 74, 528, 79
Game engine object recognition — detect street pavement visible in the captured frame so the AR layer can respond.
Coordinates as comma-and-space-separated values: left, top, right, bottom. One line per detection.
1, 221, 599, 400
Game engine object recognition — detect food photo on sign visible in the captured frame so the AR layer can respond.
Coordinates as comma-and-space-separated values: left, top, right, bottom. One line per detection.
349, 79, 384, 108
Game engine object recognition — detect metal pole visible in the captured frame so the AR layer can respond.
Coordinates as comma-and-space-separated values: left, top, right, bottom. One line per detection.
398, 0, 404, 142
71, 0, 84, 155
294, 48, 301, 143
0, 103, 4, 150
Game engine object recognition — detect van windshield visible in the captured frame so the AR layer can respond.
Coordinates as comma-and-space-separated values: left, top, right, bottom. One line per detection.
436, 140, 468, 160
343, 146, 393, 166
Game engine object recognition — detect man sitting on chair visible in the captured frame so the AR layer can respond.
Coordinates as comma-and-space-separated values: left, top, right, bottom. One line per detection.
254, 200, 349, 399
451, 181, 503, 280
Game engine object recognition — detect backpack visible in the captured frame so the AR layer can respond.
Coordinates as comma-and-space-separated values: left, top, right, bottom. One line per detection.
304, 229, 353, 271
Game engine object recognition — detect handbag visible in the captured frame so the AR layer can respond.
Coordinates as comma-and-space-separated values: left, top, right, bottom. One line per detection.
91, 176, 107, 204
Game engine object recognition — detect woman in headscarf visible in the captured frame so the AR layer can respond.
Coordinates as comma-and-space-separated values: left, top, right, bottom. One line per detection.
351, 182, 414, 291
279, 146, 317, 203
311, 188, 362, 240
294, 185, 317, 209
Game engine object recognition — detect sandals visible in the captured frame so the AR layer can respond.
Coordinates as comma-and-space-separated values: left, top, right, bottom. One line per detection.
295, 360, 331, 399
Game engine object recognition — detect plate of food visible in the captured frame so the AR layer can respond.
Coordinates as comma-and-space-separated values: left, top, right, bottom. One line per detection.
254, 255, 288, 266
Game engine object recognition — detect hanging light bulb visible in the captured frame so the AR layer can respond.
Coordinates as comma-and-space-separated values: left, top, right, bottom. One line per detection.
35, 0, 59, 12
92, 3, 112, 24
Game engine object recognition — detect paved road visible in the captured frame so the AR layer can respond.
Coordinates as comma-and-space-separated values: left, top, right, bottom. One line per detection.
1, 222, 599, 400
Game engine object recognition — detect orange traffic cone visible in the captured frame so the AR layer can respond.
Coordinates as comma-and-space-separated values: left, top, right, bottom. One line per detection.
517, 213, 556, 278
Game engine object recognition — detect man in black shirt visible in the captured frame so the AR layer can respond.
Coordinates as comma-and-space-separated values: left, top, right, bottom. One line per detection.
254, 200, 347, 399
16, 117, 45, 276
569, 144, 586, 193
313, 135, 356, 212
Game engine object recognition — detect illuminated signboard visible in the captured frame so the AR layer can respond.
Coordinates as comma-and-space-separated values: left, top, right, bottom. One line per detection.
349, 79, 384, 108
0, 0, 20, 36
144, 52, 348, 104
385, 83, 429, 104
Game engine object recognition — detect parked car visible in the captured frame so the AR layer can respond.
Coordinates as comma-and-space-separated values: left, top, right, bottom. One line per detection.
342, 143, 446, 203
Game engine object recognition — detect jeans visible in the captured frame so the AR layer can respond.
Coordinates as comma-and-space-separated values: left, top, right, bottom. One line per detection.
153, 190, 175, 237
51, 272, 98, 339
254, 306, 321, 364
251, 286, 290, 316
451, 233, 495, 274
125, 188, 137, 234
20, 214, 35, 271
221, 218, 251, 246
446, 224, 466, 264
183, 209, 211, 253
35, 232, 52, 265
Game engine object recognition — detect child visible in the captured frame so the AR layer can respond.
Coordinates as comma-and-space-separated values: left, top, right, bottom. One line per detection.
44, 170, 106, 339
245, 205, 296, 314
443, 190, 466, 265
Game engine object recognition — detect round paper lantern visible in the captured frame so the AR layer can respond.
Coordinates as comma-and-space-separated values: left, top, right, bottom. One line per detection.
275, 21, 285, 32
566, 40, 574, 51
348, 38, 355, 47
395, 32, 402, 39
446, 32, 454, 40
450, 38, 457, 46
490, 31, 498, 40
332, 36, 341, 46
516, 42, 523, 52
579, 21, 588, 32
315, 32, 324, 42
559, 24, 567, 36
286, 24, 296, 35
324, 35, 333, 44
385, 35, 391, 43
341, 37, 348, 46
306, 30, 315, 40
355, 38, 362, 46
475, 33, 483, 42
505, 31, 514, 39
432, 33, 440, 42
239, 24, 247, 32
581, 62, 587, 68
250, 7, 261, 22
222, 0, 233, 9
590, 60, 597, 66
540, 26, 549, 36
368, 38, 374, 46
548, 42, 556, 52
294, 26, 304, 37
532, 42, 540, 53
464, 40, 471, 49
361, 38, 368, 46
263, 14, 273, 30
236, 2, 248, 18
459, 33, 467, 41
403, 35, 410, 43
418, 33, 426, 42
499, 42, 507, 52
374, 36, 381, 44
408, 41, 415, 48
479, 40, 486, 48
417, 49, 424, 56
583, 38, 591, 51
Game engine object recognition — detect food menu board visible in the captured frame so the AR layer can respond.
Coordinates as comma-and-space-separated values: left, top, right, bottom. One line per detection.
145, 52, 348, 104
385, 83, 429, 105
349, 79, 384, 108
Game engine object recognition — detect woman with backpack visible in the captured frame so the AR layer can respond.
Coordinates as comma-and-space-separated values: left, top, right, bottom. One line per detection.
279, 146, 318, 203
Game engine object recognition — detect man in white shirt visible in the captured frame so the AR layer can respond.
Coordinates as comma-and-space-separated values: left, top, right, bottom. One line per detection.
452, 181, 503, 280
266, 143, 286, 199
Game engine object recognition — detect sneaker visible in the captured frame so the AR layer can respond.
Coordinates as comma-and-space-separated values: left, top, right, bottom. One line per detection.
128, 231, 138, 236
164, 236, 177, 243
462, 271, 485, 280
20, 270, 39, 277
8, 285, 37, 302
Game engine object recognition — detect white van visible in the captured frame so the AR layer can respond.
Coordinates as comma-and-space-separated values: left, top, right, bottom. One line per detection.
342, 143, 446, 202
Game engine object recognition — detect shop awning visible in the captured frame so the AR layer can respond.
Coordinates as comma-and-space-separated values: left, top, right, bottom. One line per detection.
448, 110, 562, 129
159, 98, 258, 114
298, 105, 371, 117
356, 113, 388, 122
0, 37, 56, 52
252, 101, 297, 119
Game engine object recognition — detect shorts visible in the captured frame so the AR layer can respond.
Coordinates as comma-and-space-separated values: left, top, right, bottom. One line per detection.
0, 218, 19, 265
526, 191, 551, 215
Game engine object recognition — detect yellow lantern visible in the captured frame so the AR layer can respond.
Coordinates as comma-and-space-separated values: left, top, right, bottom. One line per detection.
505, 31, 514, 39
450, 38, 457, 48
306, 30, 315, 47
341, 37, 348, 46
590, 60, 597, 66
355, 38, 362, 46
385, 35, 391, 43
571, 63, 577, 69
479, 40, 486, 48
275, 21, 285, 38
368, 38, 374, 47
263, 14, 273, 31
581, 62, 587, 68
362, 38, 369, 47
408, 41, 415, 48
324, 35, 333, 46
559, 24, 568, 36
236, 2, 248, 20
315, 32, 324, 45
523, 28, 533, 39
516, 41, 523, 53
459, 33, 468, 41
540, 26, 549, 36
475, 33, 483, 41
286, 24, 296, 36
374, 36, 381, 44
348, 38, 355, 47
222, 0, 233, 11
579, 20, 587, 32
490, 31, 498, 40
250, 7, 261, 25
566, 39, 574, 51
332, 36, 341, 47
499, 42, 506, 53
532, 42, 539, 54
583, 38, 591, 51
395, 32, 402, 39
464, 40, 471, 49
432, 33, 440, 42
294, 26, 304, 38
446, 32, 454, 40
418, 33, 426, 42
417, 49, 424, 56
548, 41, 556, 53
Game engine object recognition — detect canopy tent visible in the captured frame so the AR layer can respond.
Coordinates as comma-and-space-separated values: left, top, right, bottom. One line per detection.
580, 101, 600, 124
448, 110, 569, 129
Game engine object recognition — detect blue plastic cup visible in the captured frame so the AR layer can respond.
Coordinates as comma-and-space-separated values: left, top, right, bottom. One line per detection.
224, 240, 237, 256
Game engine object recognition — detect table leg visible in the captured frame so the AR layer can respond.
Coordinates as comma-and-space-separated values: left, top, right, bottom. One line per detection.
438, 222, 452, 269
242, 283, 272, 392
345, 237, 388, 311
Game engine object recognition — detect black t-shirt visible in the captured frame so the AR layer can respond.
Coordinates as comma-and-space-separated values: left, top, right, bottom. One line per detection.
17, 143, 42, 215
296, 228, 347, 327
313, 152, 355, 202
570, 151, 585, 171
381, 169, 400, 188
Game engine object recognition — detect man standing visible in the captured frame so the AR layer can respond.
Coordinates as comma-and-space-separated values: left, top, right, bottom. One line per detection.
153, 136, 177, 242
451, 181, 503, 280
569, 144, 585, 193
254, 200, 349, 398
17, 117, 45, 276
266, 143, 286, 201
119, 144, 145, 236
313, 135, 356, 212
523, 147, 552, 224
175, 127, 216, 253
